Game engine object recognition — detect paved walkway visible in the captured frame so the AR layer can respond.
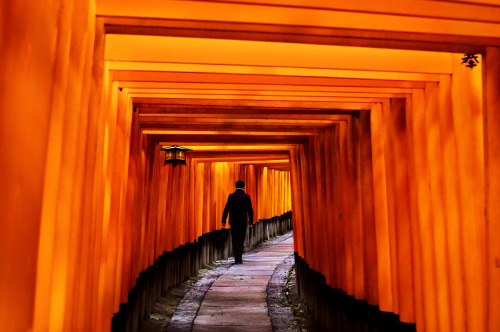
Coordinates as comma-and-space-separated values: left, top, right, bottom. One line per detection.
169, 235, 294, 332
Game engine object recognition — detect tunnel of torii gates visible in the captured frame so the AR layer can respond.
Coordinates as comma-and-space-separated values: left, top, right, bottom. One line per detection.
3, 0, 500, 331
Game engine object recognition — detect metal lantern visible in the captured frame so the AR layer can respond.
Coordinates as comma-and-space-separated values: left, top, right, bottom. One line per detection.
462, 53, 479, 69
160, 145, 192, 167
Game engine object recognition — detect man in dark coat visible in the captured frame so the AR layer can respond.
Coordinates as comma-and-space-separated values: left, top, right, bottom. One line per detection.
222, 180, 254, 264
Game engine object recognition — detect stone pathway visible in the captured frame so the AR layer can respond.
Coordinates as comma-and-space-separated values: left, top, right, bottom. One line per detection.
193, 237, 294, 332
168, 233, 295, 332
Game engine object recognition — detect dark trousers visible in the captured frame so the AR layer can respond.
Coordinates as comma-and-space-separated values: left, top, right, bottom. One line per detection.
230, 224, 247, 262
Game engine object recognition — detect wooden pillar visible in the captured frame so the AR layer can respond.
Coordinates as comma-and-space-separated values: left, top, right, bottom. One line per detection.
195, 162, 204, 238
436, 74, 466, 332
484, 46, 500, 332
404, 95, 425, 331
381, 100, 399, 315
359, 111, 378, 306
313, 134, 331, 283
203, 164, 210, 235
308, 136, 321, 273
323, 128, 338, 289
332, 124, 345, 291
0, 2, 59, 329
451, 53, 486, 332
188, 158, 196, 242
410, 88, 438, 332
300, 144, 314, 264
389, 98, 414, 323
369, 103, 393, 313
424, 82, 451, 330
348, 116, 365, 300
339, 122, 351, 294
290, 148, 305, 257
331, 125, 343, 290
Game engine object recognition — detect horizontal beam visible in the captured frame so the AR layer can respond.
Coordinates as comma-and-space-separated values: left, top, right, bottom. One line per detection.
192, 157, 290, 163
98, 1, 500, 52
139, 117, 343, 125
160, 0, 500, 22
104, 35, 454, 74
142, 129, 319, 136
132, 97, 373, 110
108, 61, 442, 82
138, 109, 359, 121
161, 144, 298, 152
255, 165, 290, 171
111, 71, 426, 89
98, 0, 500, 31
150, 134, 309, 144
103, 21, 489, 53
140, 122, 336, 136
129, 93, 390, 105
138, 106, 359, 117
126, 88, 406, 99
119, 81, 415, 94
189, 150, 289, 157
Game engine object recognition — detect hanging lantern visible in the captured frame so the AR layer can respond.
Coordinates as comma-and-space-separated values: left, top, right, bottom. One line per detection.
461, 53, 479, 69
160, 145, 192, 167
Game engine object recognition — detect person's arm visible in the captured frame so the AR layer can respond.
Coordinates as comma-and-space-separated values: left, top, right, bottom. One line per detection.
222, 196, 231, 227
247, 197, 254, 226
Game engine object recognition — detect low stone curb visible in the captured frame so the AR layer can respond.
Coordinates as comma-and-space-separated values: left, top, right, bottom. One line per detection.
267, 254, 300, 332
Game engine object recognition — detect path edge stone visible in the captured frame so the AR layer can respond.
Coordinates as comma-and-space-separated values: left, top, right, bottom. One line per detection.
267, 254, 300, 332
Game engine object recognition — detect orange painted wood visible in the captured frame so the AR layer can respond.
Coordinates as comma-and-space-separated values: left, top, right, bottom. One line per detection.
347, 117, 365, 300
333, 125, 344, 290
388, 98, 415, 323
410, 88, 439, 331
450, 56, 487, 332
484, 46, 500, 332
195, 162, 205, 236
4, 2, 499, 331
99, 2, 500, 53
299, 145, 314, 263
290, 148, 305, 256
424, 83, 452, 329
323, 128, 338, 289
381, 100, 400, 315
369, 103, 393, 313
317, 134, 331, 280
202, 164, 211, 235
307, 136, 320, 273
359, 111, 378, 306
317, 134, 330, 280
338, 122, 352, 294
404, 95, 426, 331
437, 74, 466, 332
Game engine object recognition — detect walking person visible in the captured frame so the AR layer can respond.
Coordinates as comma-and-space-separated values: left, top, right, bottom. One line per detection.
222, 180, 254, 264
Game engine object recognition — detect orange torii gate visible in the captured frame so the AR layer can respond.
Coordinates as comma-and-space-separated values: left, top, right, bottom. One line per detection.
2, 1, 500, 331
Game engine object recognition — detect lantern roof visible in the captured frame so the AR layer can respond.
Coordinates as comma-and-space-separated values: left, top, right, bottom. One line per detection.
160, 145, 192, 152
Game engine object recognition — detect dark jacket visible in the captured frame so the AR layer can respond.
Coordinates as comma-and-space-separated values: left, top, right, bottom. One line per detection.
222, 189, 254, 227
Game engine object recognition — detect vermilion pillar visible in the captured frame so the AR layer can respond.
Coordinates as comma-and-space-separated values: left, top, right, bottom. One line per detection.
359, 111, 378, 306
0, 3, 56, 330
484, 46, 500, 332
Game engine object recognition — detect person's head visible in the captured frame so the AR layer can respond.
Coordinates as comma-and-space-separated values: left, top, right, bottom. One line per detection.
235, 180, 245, 190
